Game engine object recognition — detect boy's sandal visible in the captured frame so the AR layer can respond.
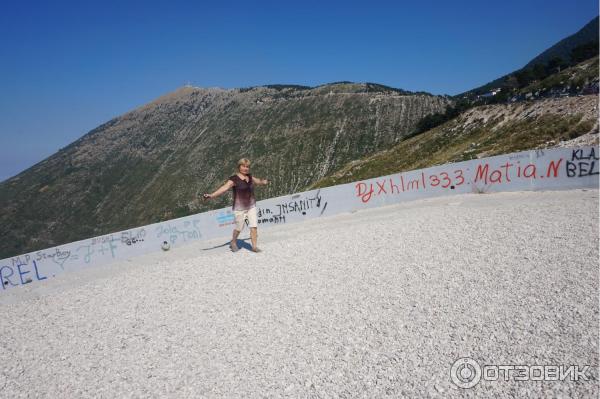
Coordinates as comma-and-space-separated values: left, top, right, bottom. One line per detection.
251, 247, 262, 253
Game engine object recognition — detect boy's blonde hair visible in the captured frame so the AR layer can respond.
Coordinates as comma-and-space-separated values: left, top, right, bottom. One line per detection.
237, 158, 251, 171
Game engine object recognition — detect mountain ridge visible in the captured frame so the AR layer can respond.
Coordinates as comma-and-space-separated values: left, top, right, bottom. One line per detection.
0, 83, 449, 258
2, 16, 598, 259
525, 16, 599, 69
459, 16, 599, 98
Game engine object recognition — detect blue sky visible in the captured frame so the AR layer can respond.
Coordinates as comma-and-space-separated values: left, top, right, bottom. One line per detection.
0, 0, 597, 181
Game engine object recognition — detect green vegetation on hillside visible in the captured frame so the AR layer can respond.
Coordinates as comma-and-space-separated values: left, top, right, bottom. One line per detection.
413, 54, 599, 136
311, 101, 596, 189
517, 56, 599, 94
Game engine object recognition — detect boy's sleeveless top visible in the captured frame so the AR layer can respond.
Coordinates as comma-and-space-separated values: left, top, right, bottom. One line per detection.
229, 174, 256, 211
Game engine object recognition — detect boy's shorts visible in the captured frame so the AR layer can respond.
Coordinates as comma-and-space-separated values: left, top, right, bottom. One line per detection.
234, 206, 258, 231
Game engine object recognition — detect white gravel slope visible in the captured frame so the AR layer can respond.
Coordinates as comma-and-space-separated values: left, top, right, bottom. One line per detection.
1, 189, 598, 398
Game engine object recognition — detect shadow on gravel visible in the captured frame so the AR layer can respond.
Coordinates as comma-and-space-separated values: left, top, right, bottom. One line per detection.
201, 237, 252, 251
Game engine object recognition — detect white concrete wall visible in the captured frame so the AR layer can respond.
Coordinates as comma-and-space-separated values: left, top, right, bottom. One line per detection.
1, 146, 598, 292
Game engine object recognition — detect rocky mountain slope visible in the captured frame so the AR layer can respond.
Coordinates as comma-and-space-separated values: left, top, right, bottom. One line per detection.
0, 83, 449, 258
310, 94, 598, 188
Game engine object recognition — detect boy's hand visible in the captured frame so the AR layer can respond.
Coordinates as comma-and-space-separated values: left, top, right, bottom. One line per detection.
264, 179, 269, 185
202, 193, 212, 200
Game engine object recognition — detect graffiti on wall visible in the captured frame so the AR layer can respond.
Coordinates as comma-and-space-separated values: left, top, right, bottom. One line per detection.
155, 219, 202, 244
1, 147, 597, 292
215, 211, 236, 227
355, 148, 598, 203
1, 220, 203, 290
1, 258, 47, 288
566, 147, 598, 177
257, 190, 328, 224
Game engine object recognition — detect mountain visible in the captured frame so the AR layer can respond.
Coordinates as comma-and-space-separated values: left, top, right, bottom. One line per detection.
524, 16, 599, 68
461, 16, 599, 98
310, 94, 598, 188
0, 83, 449, 258
312, 27, 600, 189
3, 16, 598, 260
